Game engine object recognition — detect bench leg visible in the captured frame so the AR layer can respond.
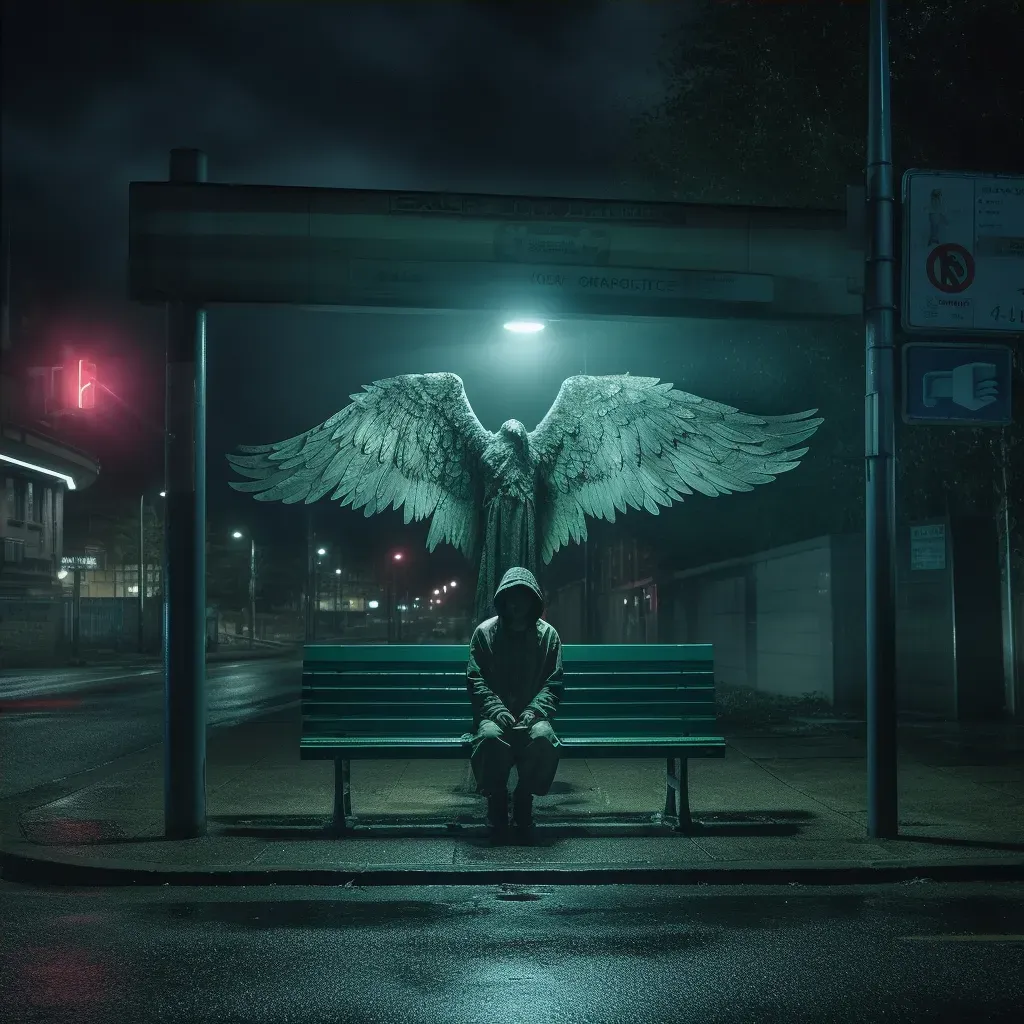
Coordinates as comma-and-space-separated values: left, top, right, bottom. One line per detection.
333, 758, 351, 832
675, 757, 693, 834
664, 757, 678, 819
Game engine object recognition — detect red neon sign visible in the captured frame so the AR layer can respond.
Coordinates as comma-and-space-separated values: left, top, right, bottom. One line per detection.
62, 359, 96, 410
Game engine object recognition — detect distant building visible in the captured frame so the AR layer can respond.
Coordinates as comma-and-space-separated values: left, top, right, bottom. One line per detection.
1, 368, 100, 573
0, 306, 101, 658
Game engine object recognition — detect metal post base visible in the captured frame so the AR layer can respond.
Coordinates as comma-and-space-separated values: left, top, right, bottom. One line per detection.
664, 756, 693, 834
331, 758, 352, 834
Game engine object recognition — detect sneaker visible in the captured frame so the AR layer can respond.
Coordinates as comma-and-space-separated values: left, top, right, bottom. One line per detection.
512, 791, 534, 831
486, 794, 510, 832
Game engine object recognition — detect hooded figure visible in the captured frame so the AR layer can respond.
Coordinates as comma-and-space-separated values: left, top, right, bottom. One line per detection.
466, 566, 564, 836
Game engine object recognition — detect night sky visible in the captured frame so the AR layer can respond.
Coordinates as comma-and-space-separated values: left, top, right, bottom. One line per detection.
2, 1, 866, 589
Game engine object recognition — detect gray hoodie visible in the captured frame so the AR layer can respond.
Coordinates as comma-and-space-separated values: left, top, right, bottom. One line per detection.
466, 567, 564, 726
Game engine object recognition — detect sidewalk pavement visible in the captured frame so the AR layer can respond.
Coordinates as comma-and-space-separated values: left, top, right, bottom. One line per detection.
2, 707, 1022, 886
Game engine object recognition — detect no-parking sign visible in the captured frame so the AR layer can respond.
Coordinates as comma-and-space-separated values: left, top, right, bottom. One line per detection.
902, 170, 1024, 335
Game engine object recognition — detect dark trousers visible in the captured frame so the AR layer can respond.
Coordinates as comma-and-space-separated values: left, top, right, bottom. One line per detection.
471, 718, 559, 798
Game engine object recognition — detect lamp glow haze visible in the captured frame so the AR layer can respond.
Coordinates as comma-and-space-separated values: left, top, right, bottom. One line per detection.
503, 319, 545, 334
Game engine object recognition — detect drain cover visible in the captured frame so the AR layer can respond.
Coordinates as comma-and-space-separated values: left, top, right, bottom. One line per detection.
495, 884, 546, 902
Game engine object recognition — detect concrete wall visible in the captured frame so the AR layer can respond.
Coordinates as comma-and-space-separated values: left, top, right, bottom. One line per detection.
650, 519, 1008, 718
755, 543, 836, 700
668, 537, 841, 702
693, 574, 748, 689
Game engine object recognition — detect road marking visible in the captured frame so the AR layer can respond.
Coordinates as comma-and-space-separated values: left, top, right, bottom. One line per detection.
901, 935, 1024, 943
0, 669, 161, 700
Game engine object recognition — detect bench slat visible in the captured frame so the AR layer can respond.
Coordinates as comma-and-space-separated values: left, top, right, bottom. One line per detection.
303, 643, 713, 666
301, 685, 712, 701
304, 664, 711, 675
302, 671, 712, 687
299, 735, 727, 760
302, 717, 718, 738
302, 701, 716, 719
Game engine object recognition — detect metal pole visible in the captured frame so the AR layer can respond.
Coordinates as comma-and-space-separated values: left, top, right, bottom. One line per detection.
72, 567, 81, 658
865, 0, 898, 838
999, 431, 1018, 715
163, 147, 208, 839
313, 556, 319, 642
249, 537, 256, 650
581, 347, 590, 642
138, 492, 145, 653
305, 511, 315, 643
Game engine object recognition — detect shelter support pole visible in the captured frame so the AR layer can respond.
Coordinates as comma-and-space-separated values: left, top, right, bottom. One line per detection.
163, 147, 208, 839
864, 0, 899, 838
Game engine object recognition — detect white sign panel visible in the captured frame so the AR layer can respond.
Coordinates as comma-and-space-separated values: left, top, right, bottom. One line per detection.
902, 170, 1024, 335
909, 524, 946, 571
61, 554, 98, 569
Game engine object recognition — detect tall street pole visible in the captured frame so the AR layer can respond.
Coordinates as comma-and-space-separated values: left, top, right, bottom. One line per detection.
305, 510, 315, 643
138, 492, 145, 653
865, 0, 899, 838
248, 536, 256, 650
72, 566, 82, 659
164, 147, 208, 840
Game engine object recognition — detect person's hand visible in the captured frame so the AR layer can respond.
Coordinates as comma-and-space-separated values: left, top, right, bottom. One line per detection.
515, 710, 537, 730
494, 709, 516, 729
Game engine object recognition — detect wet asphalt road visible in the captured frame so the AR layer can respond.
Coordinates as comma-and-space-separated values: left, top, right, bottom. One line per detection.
0, 657, 300, 800
1, 881, 1022, 1023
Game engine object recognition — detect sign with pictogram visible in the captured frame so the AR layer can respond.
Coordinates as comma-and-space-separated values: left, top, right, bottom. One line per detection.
925, 243, 975, 293
902, 341, 1013, 426
902, 169, 1024, 335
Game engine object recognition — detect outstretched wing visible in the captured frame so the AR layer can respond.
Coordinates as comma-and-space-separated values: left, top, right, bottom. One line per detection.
529, 374, 823, 563
226, 372, 492, 558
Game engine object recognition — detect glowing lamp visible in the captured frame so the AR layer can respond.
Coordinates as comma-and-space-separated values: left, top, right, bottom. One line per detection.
503, 320, 545, 334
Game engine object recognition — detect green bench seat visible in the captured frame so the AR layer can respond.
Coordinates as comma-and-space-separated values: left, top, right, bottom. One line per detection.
301, 642, 724, 833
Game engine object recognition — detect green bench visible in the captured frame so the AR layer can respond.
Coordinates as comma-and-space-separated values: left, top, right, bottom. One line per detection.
301, 643, 724, 834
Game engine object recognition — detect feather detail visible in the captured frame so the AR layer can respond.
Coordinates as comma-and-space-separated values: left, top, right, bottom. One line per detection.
225, 373, 492, 559
529, 374, 823, 562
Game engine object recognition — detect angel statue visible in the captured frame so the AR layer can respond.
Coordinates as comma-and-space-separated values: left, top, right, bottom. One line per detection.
226, 373, 823, 622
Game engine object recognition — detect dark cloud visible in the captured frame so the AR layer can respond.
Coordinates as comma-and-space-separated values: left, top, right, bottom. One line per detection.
2, 1, 679, 294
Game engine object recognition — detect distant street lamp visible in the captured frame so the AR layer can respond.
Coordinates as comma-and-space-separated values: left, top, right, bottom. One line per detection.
389, 550, 406, 642
307, 543, 329, 641
231, 528, 258, 650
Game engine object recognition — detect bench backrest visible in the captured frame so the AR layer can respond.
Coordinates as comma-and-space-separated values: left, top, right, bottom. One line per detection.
302, 643, 715, 742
